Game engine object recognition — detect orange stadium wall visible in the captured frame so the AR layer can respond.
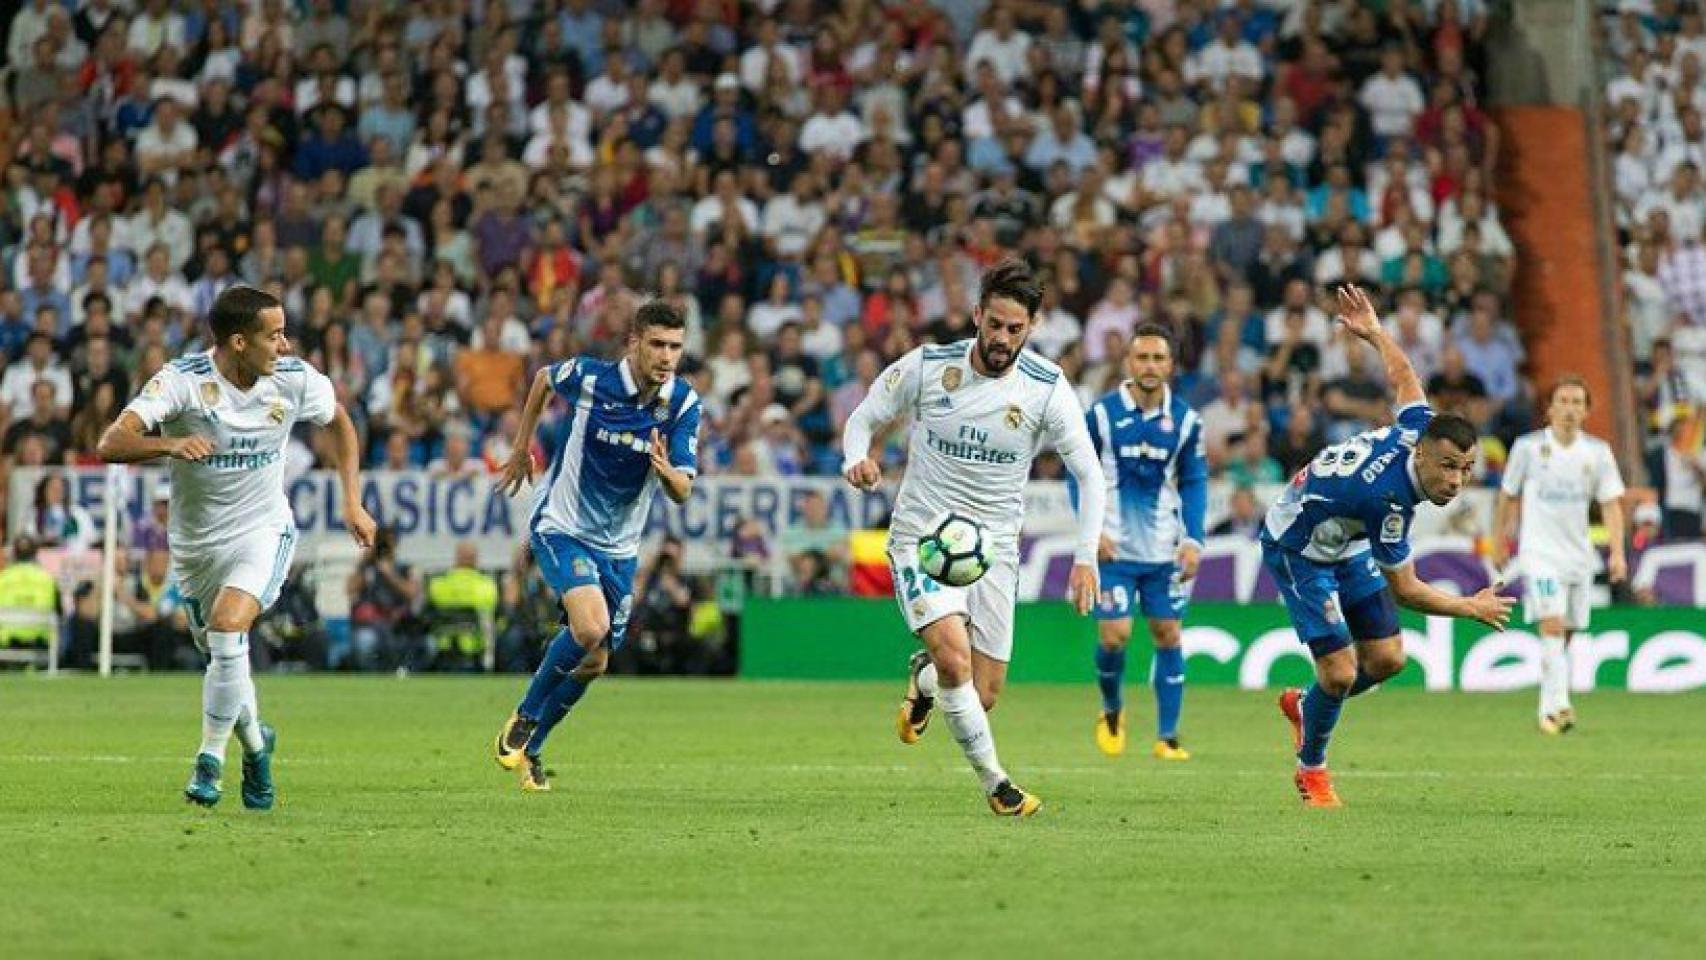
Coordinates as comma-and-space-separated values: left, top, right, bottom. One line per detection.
1493, 106, 1615, 441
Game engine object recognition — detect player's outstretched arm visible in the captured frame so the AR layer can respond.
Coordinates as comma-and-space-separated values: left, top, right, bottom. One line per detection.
499, 367, 556, 497
324, 404, 376, 550
1334, 284, 1425, 412
97, 411, 212, 464
1386, 561, 1514, 629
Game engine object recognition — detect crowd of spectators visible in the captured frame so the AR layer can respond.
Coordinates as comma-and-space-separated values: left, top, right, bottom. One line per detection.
0, 0, 1517, 520
3, 0, 1622, 668
1600, 0, 1706, 538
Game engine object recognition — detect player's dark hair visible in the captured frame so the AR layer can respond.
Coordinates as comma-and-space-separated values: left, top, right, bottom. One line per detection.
1131, 322, 1175, 356
631, 298, 685, 334
1422, 413, 1478, 452
208, 284, 281, 345
1546, 374, 1591, 408
978, 257, 1043, 317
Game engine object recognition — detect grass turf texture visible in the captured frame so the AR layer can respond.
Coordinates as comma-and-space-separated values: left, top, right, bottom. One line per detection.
2, 676, 1703, 958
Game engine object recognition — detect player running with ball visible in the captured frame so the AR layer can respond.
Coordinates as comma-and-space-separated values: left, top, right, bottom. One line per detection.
1264, 285, 1514, 807
100, 286, 376, 809
842, 258, 1105, 817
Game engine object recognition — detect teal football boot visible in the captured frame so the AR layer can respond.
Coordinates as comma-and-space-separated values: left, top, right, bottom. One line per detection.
241, 724, 277, 811
185, 753, 223, 807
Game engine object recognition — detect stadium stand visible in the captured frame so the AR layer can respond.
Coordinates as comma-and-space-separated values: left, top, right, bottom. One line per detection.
0, 0, 1614, 670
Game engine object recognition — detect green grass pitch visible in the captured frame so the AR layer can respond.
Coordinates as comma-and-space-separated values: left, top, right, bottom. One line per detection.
2, 676, 1704, 958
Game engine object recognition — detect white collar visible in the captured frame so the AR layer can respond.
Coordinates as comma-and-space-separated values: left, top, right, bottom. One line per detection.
618, 357, 673, 402
1122, 381, 1171, 420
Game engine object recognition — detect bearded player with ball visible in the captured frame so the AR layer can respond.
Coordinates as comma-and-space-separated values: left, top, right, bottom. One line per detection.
841, 258, 1106, 817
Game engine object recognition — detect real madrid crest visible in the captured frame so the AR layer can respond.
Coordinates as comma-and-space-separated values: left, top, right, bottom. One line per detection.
268, 401, 288, 425
199, 382, 220, 407
942, 366, 963, 392
1005, 405, 1023, 429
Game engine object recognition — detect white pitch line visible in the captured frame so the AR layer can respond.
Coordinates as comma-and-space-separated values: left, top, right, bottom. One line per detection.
0, 755, 1700, 783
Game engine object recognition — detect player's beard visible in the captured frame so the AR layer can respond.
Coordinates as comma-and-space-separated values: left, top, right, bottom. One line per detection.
977, 338, 1018, 374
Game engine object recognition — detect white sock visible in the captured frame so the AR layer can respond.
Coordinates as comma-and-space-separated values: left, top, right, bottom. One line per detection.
1539, 635, 1568, 718
235, 676, 265, 755
937, 681, 1007, 793
917, 662, 939, 699
1551, 635, 1572, 713
199, 631, 250, 760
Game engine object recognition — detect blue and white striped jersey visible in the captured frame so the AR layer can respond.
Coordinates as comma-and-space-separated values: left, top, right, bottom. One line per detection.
532, 356, 701, 559
1261, 402, 1435, 567
1085, 384, 1208, 563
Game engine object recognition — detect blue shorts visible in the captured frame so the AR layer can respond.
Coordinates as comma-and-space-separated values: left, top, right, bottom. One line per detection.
1094, 560, 1191, 622
530, 531, 637, 650
1261, 542, 1400, 658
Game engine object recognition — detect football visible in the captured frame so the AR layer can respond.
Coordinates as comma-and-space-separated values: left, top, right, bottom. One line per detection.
917, 511, 990, 587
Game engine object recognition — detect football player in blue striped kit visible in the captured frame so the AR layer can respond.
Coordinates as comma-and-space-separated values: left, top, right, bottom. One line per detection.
1084, 325, 1208, 761
491, 300, 700, 792
1263, 286, 1513, 807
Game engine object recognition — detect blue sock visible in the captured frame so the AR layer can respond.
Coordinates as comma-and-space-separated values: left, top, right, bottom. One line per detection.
1095, 646, 1126, 715
1298, 683, 1344, 768
525, 675, 592, 754
1347, 667, 1381, 698
517, 627, 587, 720
1153, 646, 1185, 740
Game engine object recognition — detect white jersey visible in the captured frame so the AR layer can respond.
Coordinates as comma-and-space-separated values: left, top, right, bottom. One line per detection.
124, 352, 336, 553
841, 340, 1103, 563
1501, 428, 1625, 581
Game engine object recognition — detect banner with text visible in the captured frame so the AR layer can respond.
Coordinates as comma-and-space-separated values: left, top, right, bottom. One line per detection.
743, 600, 1706, 692
12, 468, 1704, 606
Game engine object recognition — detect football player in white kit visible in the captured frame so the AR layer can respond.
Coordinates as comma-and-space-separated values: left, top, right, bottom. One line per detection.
842, 259, 1104, 816
1490, 376, 1627, 734
99, 286, 376, 808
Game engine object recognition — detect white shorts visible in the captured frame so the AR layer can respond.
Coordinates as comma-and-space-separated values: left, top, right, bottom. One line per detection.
172, 524, 299, 640
1522, 573, 1591, 631
887, 537, 1018, 663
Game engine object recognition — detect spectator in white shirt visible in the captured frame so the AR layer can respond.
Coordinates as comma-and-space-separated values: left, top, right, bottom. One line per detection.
134, 99, 200, 185
1265, 278, 1332, 347
762, 172, 827, 262
1637, 163, 1706, 245
1359, 47, 1425, 139
123, 245, 195, 321
747, 273, 804, 343
126, 180, 195, 274
964, 6, 1032, 86
583, 52, 634, 118
690, 169, 760, 238
127, 0, 185, 59
0, 333, 73, 420
799, 84, 864, 162
647, 49, 702, 120
1186, 16, 1264, 93
740, 18, 801, 93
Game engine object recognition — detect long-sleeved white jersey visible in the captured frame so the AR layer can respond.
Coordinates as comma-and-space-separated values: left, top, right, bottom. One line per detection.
841, 340, 1104, 564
